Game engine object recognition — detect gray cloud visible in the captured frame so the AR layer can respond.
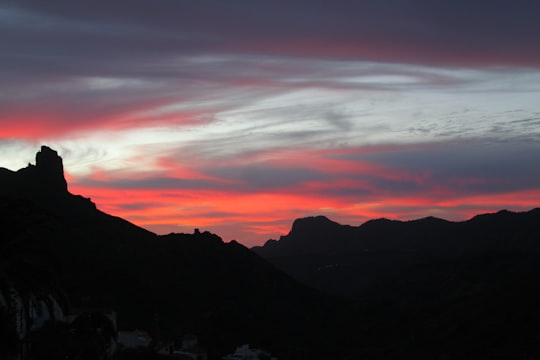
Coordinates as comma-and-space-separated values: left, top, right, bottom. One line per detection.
348, 140, 540, 195
206, 165, 330, 190
2, 0, 540, 81
4, 0, 539, 141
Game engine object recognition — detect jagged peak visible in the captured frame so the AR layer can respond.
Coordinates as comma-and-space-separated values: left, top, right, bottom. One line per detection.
34, 145, 68, 192
5, 145, 69, 195
36, 145, 63, 170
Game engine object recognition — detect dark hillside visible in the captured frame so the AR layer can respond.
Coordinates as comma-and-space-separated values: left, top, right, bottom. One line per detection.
253, 207, 540, 358
3, 146, 540, 359
253, 208, 540, 297
339, 250, 540, 359
0, 146, 340, 359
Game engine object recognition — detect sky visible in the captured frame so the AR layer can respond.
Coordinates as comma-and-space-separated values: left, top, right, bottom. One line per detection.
1, 1, 540, 247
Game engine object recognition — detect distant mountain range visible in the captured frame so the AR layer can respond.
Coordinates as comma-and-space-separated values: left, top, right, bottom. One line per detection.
253, 209, 540, 296
251, 208, 540, 358
2, 146, 540, 359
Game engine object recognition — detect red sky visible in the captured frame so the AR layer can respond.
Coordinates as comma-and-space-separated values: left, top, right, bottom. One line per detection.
1, 1, 540, 246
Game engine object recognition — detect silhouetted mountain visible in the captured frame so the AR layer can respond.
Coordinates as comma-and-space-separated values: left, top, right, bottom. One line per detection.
253, 208, 540, 296
0, 146, 339, 359
1, 145, 67, 196
253, 211, 540, 358
4, 146, 540, 359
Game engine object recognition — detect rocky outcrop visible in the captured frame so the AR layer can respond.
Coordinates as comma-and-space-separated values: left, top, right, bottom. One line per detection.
0, 145, 68, 197
34, 145, 68, 193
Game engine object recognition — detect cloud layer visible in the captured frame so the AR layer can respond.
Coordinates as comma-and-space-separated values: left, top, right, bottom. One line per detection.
1, 1, 540, 245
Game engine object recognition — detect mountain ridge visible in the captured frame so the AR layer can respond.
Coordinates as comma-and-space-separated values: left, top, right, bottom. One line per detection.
253, 207, 540, 296
257, 208, 538, 252
0, 146, 339, 359
3, 145, 540, 359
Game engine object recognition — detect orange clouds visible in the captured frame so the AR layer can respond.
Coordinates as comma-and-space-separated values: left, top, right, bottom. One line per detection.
67, 163, 540, 248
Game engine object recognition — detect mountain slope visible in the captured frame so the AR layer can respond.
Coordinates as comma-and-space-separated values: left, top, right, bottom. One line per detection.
0, 146, 338, 358
4, 146, 540, 359
253, 209, 540, 296
252, 210, 540, 358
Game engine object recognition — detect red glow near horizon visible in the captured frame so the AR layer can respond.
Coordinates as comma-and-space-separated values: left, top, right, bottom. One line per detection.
66, 172, 540, 247
57, 135, 540, 248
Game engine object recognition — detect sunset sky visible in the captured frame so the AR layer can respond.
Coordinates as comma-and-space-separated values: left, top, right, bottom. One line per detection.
1, 1, 540, 246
